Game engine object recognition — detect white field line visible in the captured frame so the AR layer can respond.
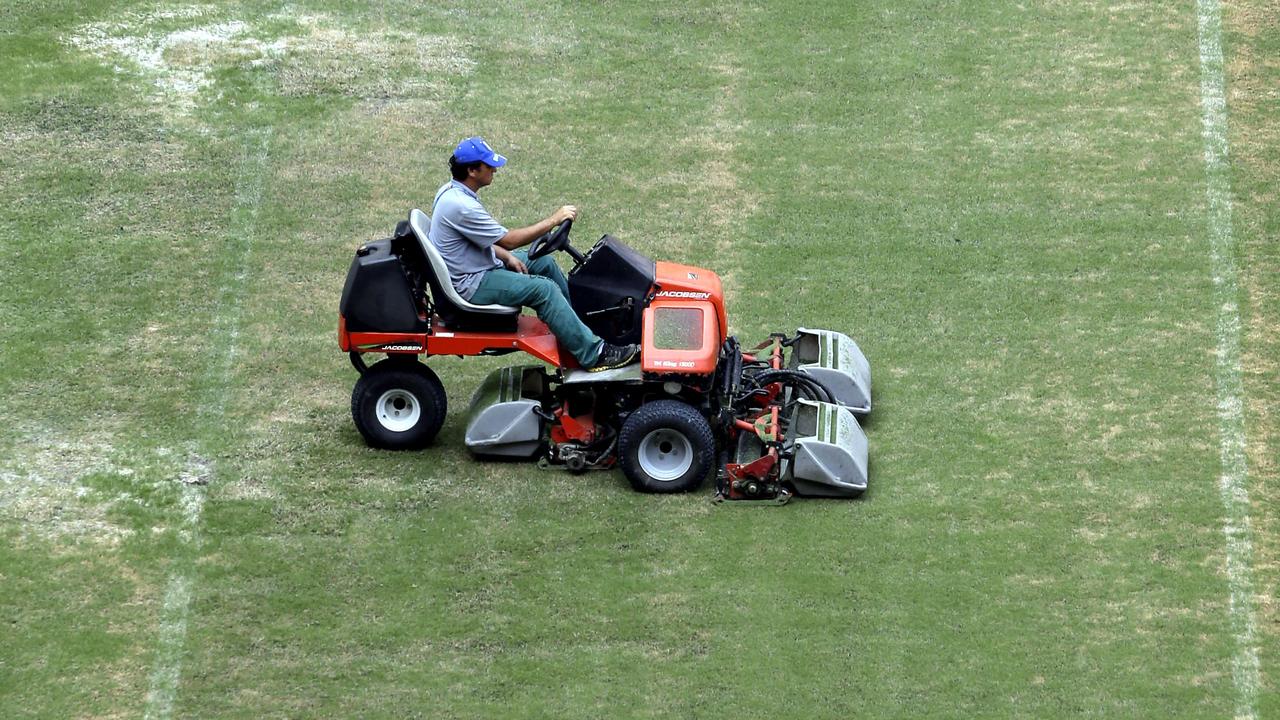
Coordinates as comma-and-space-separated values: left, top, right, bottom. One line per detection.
142, 129, 271, 720
141, 489, 201, 720
1195, 2, 1259, 718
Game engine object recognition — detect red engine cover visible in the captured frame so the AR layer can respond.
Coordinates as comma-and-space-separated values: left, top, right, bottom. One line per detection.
640, 262, 726, 376
653, 261, 728, 338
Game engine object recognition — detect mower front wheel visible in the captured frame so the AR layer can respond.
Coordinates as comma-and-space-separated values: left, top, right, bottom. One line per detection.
351, 358, 447, 450
618, 400, 713, 493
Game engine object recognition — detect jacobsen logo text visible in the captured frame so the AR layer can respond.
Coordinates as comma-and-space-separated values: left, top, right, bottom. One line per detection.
655, 291, 710, 300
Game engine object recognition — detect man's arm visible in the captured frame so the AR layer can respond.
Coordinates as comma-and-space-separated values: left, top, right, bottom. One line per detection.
493, 245, 527, 274
495, 205, 578, 250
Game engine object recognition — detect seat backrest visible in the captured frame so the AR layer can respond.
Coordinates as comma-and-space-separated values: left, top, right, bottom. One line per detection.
408, 208, 517, 316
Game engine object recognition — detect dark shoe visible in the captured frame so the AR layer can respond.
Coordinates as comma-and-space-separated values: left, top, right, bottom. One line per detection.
588, 343, 639, 372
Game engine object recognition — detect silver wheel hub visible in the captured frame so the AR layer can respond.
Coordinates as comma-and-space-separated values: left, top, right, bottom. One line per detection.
637, 428, 693, 482
375, 388, 421, 432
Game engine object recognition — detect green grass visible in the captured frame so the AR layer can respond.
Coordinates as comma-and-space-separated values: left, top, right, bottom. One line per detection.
1226, 0, 1280, 704
1, 0, 1275, 717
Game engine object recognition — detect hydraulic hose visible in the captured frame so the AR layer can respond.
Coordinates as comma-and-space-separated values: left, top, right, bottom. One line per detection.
747, 369, 836, 405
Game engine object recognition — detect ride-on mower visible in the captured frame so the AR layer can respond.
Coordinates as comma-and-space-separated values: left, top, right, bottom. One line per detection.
338, 209, 872, 502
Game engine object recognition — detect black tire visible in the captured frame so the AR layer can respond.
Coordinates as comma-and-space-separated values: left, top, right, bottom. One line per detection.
617, 400, 714, 493
351, 359, 447, 450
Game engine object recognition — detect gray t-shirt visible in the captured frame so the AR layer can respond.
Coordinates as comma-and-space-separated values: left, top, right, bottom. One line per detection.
428, 180, 509, 300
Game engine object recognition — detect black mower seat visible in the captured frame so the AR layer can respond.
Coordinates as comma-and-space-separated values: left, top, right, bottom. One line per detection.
408, 209, 520, 329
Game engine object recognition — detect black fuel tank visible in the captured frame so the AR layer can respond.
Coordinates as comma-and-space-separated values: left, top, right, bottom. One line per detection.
567, 235, 655, 345
339, 238, 427, 333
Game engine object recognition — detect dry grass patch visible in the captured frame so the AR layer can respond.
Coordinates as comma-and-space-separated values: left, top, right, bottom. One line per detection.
0, 425, 204, 547
0, 429, 134, 547
666, 58, 757, 315
271, 24, 474, 99
68, 5, 258, 115
67, 4, 475, 117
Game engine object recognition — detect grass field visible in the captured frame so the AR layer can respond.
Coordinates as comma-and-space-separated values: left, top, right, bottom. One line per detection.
1, 1, 1276, 717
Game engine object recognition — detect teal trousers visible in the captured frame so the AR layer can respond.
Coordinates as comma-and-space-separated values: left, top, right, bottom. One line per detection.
470, 250, 602, 365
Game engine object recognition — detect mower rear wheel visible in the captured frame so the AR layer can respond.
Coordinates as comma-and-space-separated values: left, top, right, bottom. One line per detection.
351, 358, 447, 450
618, 400, 713, 493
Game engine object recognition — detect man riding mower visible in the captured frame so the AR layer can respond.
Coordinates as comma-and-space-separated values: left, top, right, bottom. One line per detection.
337, 140, 872, 503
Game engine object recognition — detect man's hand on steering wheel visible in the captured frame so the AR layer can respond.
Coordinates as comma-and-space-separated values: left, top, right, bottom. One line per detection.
552, 205, 578, 226
528, 204, 579, 260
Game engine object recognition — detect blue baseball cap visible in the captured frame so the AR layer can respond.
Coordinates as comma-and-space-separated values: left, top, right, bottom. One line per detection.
453, 136, 507, 167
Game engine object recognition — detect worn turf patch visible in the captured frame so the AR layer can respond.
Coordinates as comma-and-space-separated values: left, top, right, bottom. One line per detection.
66, 3, 476, 120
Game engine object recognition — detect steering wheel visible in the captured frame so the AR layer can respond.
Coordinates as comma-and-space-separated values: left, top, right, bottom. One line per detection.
527, 218, 573, 261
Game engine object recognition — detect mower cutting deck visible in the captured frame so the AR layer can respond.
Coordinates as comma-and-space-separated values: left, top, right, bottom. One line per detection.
338, 209, 872, 502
